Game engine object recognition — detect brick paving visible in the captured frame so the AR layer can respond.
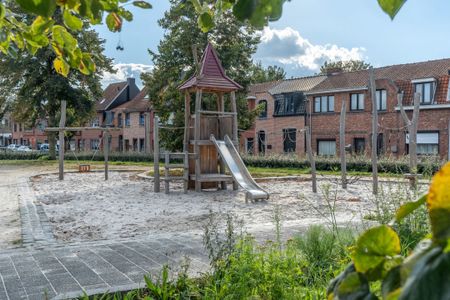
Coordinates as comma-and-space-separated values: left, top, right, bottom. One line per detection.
0, 166, 209, 300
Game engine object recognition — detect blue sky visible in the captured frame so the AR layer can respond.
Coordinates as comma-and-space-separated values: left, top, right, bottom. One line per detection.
95, 0, 450, 87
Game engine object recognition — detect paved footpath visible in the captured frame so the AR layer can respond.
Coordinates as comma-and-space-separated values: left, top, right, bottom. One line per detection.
0, 166, 209, 300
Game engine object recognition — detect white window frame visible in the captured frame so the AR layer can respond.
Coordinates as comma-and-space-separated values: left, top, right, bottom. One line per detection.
350, 93, 365, 111
318, 140, 336, 156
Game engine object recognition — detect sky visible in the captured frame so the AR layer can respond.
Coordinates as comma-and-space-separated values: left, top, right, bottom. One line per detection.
95, 0, 450, 88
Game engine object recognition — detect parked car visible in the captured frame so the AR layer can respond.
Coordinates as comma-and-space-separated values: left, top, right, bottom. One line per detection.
40, 143, 59, 153
17, 145, 32, 152
6, 144, 20, 151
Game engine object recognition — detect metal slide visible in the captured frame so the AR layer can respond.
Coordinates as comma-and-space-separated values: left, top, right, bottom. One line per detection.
210, 134, 269, 201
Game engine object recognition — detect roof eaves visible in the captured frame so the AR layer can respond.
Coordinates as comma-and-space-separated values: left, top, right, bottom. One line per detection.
305, 86, 368, 96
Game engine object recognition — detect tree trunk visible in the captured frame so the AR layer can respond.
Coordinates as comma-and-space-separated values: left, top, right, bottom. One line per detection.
306, 126, 317, 193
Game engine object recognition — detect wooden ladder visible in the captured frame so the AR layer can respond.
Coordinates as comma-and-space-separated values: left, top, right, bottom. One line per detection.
164, 151, 189, 194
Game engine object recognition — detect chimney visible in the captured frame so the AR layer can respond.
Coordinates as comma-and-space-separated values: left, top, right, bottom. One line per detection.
127, 77, 135, 86
326, 67, 343, 76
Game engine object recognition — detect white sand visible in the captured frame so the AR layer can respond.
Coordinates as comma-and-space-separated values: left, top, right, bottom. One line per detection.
31, 172, 428, 243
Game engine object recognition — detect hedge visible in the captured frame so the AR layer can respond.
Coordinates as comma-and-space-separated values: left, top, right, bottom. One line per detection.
0, 151, 444, 175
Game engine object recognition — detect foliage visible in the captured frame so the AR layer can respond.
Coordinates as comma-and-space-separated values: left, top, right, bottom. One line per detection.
0, 5, 114, 159
327, 162, 450, 300
319, 60, 372, 74
141, 0, 260, 151
249, 62, 286, 83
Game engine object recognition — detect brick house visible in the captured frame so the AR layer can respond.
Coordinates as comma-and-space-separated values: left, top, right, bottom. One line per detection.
241, 76, 326, 155
306, 58, 450, 159
110, 87, 154, 152
0, 113, 12, 147
10, 118, 48, 149
75, 78, 140, 152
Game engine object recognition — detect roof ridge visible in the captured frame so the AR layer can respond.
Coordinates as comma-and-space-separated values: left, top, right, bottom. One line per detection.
282, 74, 327, 81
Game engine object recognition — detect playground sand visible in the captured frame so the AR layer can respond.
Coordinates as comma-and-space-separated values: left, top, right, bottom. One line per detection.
32, 172, 428, 243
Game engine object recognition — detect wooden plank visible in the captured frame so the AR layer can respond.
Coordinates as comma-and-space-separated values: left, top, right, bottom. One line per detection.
45, 127, 122, 132
183, 92, 191, 152
340, 101, 347, 189
153, 116, 160, 193
104, 131, 109, 181
199, 110, 237, 116
144, 112, 151, 154
189, 174, 233, 182
183, 151, 189, 194
218, 93, 226, 190
165, 164, 185, 169
165, 152, 170, 194
369, 67, 378, 195
194, 89, 202, 192
58, 101, 67, 181
306, 126, 317, 193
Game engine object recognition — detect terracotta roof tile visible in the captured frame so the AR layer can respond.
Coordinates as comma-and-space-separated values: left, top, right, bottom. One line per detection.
269, 76, 327, 94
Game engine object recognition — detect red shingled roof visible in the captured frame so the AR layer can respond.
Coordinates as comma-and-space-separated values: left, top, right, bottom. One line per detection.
178, 43, 242, 91
114, 87, 150, 112
96, 82, 128, 111
247, 80, 281, 97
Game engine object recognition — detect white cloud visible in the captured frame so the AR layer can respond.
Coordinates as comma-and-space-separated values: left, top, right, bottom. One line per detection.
101, 63, 153, 88
255, 27, 366, 76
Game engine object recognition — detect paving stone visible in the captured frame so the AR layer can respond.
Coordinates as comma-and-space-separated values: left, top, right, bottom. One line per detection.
108, 244, 160, 273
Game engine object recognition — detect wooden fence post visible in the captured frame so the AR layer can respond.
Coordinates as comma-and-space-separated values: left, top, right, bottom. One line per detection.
104, 131, 109, 181
58, 101, 67, 181
369, 68, 378, 195
306, 126, 317, 193
340, 101, 347, 189
154, 115, 160, 192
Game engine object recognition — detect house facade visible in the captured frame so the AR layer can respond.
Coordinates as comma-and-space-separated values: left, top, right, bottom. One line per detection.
10, 118, 48, 149
0, 113, 12, 147
243, 58, 450, 160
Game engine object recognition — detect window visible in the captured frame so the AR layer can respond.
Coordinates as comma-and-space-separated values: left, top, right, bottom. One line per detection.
406, 132, 439, 155
246, 138, 254, 154
283, 128, 296, 153
414, 82, 435, 104
354, 138, 365, 154
14, 123, 17, 132
132, 138, 138, 151
257, 131, 266, 154
117, 113, 123, 127
258, 100, 267, 118
125, 113, 130, 127
274, 93, 304, 116
139, 138, 145, 152
90, 139, 100, 150
318, 140, 336, 156
447, 83, 450, 101
139, 113, 145, 126
91, 117, 100, 127
376, 89, 387, 111
314, 96, 334, 113
350, 93, 365, 111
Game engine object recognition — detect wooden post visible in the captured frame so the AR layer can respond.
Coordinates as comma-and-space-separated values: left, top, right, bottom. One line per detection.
340, 101, 347, 189
194, 89, 202, 192
104, 131, 110, 181
217, 93, 226, 190
58, 101, 67, 181
230, 91, 238, 191
369, 68, 378, 195
153, 115, 160, 192
164, 151, 170, 194
306, 126, 317, 193
183, 151, 189, 193
144, 112, 151, 154
183, 92, 191, 153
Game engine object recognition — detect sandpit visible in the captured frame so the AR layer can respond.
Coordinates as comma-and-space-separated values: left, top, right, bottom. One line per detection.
31, 172, 428, 243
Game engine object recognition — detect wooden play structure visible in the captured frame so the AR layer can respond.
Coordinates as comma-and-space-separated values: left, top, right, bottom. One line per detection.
153, 43, 269, 201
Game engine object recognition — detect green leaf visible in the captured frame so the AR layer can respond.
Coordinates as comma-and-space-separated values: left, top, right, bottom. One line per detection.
327, 264, 377, 300
79, 53, 95, 75
106, 12, 122, 32
31, 16, 55, 34
198, 12, 214, 33
399, 248, 450, 300
353, 225, 401, 277
132, 1, 152, 9
23, 32, 49, 47
382, 266, 402, 299
54, 57, 70, 76
395, 194, 427, 223
377, 0, 406, 20
0, 3, 5, 20
118, 9, 133, 22
16, 0, 57, 18
63, 9, 83, 31
232, 0, 256, 21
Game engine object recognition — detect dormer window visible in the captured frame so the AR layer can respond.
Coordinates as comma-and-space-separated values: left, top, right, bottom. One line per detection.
412, 79, 436, 104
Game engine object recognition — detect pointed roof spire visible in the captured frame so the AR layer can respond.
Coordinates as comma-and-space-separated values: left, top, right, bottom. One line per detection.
179, 43, 242, 91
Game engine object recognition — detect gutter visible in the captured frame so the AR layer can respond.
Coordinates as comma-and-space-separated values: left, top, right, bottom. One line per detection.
305, 86, 368, 96
394, 103, 450, 111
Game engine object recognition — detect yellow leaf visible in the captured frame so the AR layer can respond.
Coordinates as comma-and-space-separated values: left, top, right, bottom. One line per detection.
428, 162, 450, 211
53, 57, 70, 76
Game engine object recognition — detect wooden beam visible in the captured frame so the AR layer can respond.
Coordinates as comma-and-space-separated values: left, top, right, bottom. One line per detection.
339, 101, 347, 189
144, 112, 151, 154
194, 89, 202, 192
217, 93, 226, 190
165, 151, 170, 194
305, 126, 317, 193
58, 101, 67, 181
104, 131, 110, 181
153, 115, 160, 193
183, 92, 191, 152
369, 67, 378, 195
230, 91, 238, 191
